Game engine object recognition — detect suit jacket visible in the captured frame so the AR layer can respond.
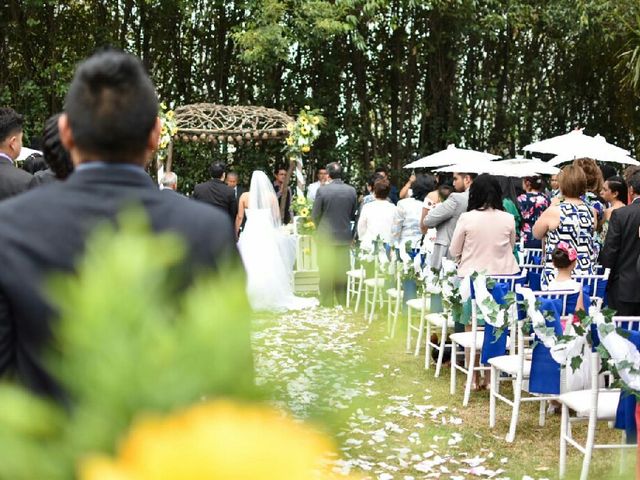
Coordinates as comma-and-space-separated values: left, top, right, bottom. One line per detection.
424, 190, 469, 248
0, 166, 240, 399
193, 178, 237, 222
600, 200, 640, 303
232, 185, 246, 201
0, 157, 33, 201
312, 179, 357, 244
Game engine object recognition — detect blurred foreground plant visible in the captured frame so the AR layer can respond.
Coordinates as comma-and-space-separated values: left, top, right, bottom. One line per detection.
0, 210, 256, 479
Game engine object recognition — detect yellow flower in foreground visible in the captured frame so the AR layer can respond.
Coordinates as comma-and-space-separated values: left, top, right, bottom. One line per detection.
286, 136, 295, 146
166, 110, 175, 120
287, 122, 295, 131
80, 401, 356, 480
304, 221, 315, 229
296, 196, 306, 205
299, 116, 308, 125
300, 125, 311, 136
311, 116, 320, 125
301, 145, 311, 153
299, 207, 309, 217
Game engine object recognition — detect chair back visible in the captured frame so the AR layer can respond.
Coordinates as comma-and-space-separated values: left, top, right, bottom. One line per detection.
520, 248, 543, 265
490, 269, 528, 292
527, 289, 580, 317
574, 268, 609, 299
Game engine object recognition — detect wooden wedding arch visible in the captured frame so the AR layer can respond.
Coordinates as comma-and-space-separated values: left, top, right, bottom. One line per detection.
164, 103, 295, 172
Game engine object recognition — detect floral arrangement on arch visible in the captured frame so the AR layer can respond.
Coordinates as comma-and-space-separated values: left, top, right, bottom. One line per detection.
292, 195, 315, 235
285, 106, 325, 157
157, 102, 178, 162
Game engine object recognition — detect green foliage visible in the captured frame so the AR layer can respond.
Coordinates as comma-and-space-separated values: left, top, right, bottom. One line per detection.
0, 210, 255, 480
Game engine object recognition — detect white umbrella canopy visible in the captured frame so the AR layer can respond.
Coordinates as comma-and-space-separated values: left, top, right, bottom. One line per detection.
523, 129, 636, 165
16, 147, 43, 161
404, 144, 500, 169
435, 158, 559, 178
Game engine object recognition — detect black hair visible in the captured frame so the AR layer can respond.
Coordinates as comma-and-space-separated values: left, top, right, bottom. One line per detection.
552, 247, 573, 269
274, 165, 287, 175
29, 136, 43, 151
0, 107, 24, 143
411, 174, 437, 202
64, 50, 158, 162
627, 172, 640, 197
22, 154, 48, 174
496, 176, 518, 205
438, 184, 454, 201
605, 176, 628, 205
327, 162, 342, 179
467, 173, 504, 212
210, 161, 226, 179
42, 114, 74, 180
374, 165, 388, 175
524, 176, 544, 191
367, 172, 384, 189
599, 164, 617, 183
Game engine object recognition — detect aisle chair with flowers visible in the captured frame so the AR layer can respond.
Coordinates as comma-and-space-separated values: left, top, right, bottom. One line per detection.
405, 252, 432, 356
450, 270, 527, 407
559, 314, 640, 480
489, 286, 581, 442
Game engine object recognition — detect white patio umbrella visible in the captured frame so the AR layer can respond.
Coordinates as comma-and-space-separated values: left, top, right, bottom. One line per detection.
404, 144, 500, 169
16, 147, 42, 162
435, 158, 559, 178
523, 129, 638, 166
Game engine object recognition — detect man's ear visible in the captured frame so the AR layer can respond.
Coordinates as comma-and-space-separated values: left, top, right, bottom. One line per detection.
630, 185, 636, 198
147, 116, 161, 153
58, 114, 75, 151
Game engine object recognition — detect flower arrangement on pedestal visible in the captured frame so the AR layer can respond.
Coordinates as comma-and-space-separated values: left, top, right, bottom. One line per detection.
285, 106, 324, 157
292, 195, 315, 235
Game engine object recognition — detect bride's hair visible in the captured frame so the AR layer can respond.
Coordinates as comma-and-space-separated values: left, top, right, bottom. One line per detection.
249, 170, 281, 227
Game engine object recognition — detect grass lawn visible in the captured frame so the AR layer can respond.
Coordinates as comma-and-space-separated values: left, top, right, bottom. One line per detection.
253, 306, 636, 479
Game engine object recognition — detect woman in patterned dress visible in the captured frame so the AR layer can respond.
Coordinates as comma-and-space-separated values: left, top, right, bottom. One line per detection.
573, 158, 605, 256
533, 165, 597, 287
517, 176, 550, 249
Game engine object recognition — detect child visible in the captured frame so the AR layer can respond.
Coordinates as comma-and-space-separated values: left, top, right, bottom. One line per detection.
546, 241, 584, 312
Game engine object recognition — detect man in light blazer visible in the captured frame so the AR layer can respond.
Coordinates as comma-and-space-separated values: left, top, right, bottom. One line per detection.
312, 162, 357, 306
423, 172, 475, 269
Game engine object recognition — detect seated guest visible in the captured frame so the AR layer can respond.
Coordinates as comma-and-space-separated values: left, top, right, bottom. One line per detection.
0, 107, 33, 200
392, 174, 436, 248
449, 174, 519, 277
357, 177, 396, 249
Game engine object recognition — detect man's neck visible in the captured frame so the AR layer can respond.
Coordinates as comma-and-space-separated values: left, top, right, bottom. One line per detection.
0, 151, 14, 163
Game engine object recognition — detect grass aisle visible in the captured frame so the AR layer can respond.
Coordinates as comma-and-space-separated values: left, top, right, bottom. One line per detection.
252, 306, 635, 479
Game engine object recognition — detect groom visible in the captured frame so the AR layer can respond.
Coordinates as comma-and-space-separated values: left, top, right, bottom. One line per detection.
312, 162, 357, 307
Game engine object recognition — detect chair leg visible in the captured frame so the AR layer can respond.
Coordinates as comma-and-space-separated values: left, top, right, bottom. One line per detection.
406, 307, 413, 352
354, 279, 363, 312
434, 323, 447, 378
391, 296, 400, 338
413, 307, 425, 356
363, 285, 369, 319
539, 400, 546, 427
386, 294, 392, 333
346, 276, 352, 309
580, 410, 598, 480
368, 285, 377, 325
425, 318, 432, 370
489, 365, 498, 428
505, 372, 522, 443
450, 341, 458, 395
462, 346, 475, 407
559, 403, 568, 479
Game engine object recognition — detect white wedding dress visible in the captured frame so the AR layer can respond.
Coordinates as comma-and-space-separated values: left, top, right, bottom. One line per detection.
238, 171, 318, 312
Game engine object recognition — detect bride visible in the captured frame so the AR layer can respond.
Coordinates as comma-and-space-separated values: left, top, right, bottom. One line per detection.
236, 170, 318, 312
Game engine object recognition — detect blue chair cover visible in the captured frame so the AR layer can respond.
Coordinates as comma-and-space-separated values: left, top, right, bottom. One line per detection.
614, 330, 640, 443
529, 298, 563, 394
527, 271, 542, 291
481, 282, 510, 365
531, 254, 542, 265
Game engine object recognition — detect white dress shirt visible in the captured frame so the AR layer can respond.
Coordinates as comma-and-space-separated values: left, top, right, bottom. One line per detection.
357, 199, 397, 248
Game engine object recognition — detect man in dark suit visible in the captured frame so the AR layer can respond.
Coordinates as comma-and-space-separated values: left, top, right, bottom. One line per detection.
225, 171, 245, 201
0, 107, 33, 200
600, 172, 640, 315
193, 162, 237, 222
312, 162, 357, 306
0, 50, 241, 400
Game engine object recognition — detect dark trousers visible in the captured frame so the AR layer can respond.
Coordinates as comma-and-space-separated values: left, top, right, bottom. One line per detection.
608, 283, 640, 316
319, 243, 350, 307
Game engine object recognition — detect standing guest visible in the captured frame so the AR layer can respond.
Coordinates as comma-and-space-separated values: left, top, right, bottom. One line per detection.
517, 176, 550, 249
392, 174, 436, 248
0, 107, 32, 200
160, 171, 180, 193
0, 50, 241, 400
599, 176, 627, 243
574, 158, 606, 257
29, 114, 72, 188
357, 178, 397, 248
533, 165, 597, 288
225, 171, 245, 201
312, 162, 357, 307
449, 174, 519, 277
306, 166, 328, 202
423, 172, 475, 269
497, 176, 522, 259
399, 172, 416, 200
193, 161, 237, 223
600, 173, 640, 315
623, 165, 640, 204
374, 165, 399, 204
273, 166, 292, 224
549, 173, 560, 198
